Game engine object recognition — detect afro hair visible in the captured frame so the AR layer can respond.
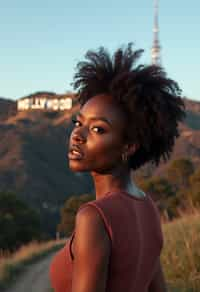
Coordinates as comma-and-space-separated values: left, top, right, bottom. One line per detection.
72, 43, 186, 170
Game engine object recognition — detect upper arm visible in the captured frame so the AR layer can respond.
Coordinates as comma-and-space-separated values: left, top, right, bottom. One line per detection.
148, 258, 167, 292
71, 205, 111, 292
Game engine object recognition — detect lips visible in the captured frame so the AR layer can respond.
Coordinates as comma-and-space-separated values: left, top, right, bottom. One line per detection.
68, 144, 84, 160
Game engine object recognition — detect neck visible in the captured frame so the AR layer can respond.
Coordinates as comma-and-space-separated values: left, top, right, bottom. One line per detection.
91, 166, 134, 200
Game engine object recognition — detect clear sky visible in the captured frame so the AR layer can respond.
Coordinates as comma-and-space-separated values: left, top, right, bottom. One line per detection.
0, 0, 199, 101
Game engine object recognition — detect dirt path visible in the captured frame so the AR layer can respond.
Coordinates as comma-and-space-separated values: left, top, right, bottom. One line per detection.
5, 252, 56, 292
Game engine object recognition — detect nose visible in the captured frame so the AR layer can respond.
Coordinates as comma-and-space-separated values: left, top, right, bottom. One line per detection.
71, 128, 86, 144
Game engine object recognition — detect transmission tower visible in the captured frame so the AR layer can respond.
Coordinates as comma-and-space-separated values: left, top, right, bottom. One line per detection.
151, 0, 161, 65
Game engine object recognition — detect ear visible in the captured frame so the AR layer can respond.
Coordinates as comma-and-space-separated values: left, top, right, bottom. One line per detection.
123, 143, 139, 156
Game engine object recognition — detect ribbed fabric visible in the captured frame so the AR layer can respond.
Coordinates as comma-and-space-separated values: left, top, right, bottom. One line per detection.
50, 191, 163, 292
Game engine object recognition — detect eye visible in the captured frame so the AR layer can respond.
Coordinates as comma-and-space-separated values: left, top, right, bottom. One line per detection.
72, 117, 105, 134
72, 117, 81, 127
92, 126, 105, 134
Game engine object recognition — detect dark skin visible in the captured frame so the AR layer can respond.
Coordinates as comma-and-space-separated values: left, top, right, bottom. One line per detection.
68, 94, 167, 292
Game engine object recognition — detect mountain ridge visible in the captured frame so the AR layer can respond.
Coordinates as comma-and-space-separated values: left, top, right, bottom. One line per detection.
0, 95, 200, 234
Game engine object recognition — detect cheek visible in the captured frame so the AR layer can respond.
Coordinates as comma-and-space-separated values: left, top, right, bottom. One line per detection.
88, 135, 123, 164
68, 132, 124, 173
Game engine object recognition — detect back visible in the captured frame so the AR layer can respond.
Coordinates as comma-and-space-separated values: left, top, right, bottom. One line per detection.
78, 191, 163, 292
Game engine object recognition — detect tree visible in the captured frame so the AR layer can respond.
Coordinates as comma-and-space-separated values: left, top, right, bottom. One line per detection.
57, 193, 94, 236
187, 167, 200, 207
139, 177, 179, 218
0, 191, 41, 250
166, 158, 194, 192
139, 177, 174, 199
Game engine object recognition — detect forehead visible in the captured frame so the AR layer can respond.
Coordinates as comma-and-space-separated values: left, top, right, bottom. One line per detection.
79, 94, 126, 128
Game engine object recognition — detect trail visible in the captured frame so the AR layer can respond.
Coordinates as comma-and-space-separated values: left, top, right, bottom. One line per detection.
5, 252, 56, 292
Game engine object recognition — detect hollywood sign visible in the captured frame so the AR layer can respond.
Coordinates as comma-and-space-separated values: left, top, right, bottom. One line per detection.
17, 97, 72, 111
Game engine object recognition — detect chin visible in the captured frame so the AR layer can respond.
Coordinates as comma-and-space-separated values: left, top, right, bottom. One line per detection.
68, 160, 89, 172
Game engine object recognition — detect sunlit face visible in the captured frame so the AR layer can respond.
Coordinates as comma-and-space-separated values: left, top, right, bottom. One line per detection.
68, 94, 128, 174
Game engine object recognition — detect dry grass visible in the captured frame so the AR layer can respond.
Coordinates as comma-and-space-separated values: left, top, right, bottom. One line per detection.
1, 207, 200, 291
161, 207, 200, 291
0, 239, 66, 290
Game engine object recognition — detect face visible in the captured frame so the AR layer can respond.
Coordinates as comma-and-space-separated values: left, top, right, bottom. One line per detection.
68, 94, 129, 174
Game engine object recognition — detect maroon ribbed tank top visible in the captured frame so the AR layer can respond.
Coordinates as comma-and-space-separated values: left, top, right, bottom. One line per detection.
50, 191, 163, 292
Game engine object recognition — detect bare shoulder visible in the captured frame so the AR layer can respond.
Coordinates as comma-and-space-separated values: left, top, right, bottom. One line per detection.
75, 204, 110, 242
73, 204, 111, 260
77, 204, 100, 221
71, 205, 111, 292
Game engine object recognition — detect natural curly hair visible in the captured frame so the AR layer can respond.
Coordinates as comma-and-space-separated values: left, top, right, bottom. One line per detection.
72, 43, 186, 171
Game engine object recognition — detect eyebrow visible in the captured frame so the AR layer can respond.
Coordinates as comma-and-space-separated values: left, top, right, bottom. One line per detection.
77, 112, 112, 127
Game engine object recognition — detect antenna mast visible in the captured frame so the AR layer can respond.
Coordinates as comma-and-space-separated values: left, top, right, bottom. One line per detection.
151, 0, 161, 65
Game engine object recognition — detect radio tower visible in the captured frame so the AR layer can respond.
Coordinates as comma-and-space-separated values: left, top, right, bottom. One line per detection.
151, 0, 161, 65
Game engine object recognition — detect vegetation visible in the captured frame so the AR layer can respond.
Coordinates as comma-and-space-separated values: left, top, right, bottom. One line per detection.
59, 193, 200, 290
0, 239, 65, 290
0, 95, 199, 290
137, 158, 200, 220
56, 158, 200, 290
0, 97, 16, 121
162, 208, 200, 291
0, 191, 41, 250
187, 168, 200, 206
0, 157, 200, 290
57, 193, 95, 236
166, 159, 194, 191
1, 211, 200, 291
185, 110, 200, 130
0, 97, 199, 237
57, 157, 200, 236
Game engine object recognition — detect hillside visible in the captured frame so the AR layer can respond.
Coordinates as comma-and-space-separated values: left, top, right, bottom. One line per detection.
0, 98, 17, 121
0, 96, 93, 235
134, 97, 200, 177
0, 95, 200, 235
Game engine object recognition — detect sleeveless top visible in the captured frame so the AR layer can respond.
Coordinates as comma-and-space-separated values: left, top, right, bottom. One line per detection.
49, 190, 163, 292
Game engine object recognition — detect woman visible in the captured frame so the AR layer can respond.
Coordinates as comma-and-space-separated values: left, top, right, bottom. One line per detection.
50, 44, 185, 292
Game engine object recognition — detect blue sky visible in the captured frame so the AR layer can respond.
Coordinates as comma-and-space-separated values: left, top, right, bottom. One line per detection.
0, 0, 199, 101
